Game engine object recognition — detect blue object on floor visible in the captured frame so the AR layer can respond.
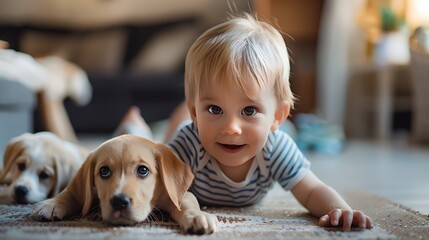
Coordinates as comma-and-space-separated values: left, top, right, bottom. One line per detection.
293, 114, 345, 154
279, 119, 298, 140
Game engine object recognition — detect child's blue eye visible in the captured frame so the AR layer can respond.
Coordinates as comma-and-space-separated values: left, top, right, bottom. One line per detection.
242, 107, 257, 116
208, 105, 223, 115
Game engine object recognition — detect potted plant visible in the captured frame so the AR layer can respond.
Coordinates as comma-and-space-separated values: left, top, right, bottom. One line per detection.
374, 2, 410, 65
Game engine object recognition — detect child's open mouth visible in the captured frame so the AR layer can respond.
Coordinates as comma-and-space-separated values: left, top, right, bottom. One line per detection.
219, 144, 245, 153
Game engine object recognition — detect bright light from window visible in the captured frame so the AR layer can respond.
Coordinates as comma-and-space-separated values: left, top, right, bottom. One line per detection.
407, 0, 429, 30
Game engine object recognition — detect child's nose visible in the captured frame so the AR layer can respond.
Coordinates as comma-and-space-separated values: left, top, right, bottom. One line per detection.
222, 116, 242, 135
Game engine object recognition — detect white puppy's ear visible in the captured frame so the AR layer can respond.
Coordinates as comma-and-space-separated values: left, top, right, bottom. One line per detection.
0, 136, 27, 184
54, 152, 97, 217
51, 142, 89, 198
51, 157, 63, 197
154, 144, 194, 211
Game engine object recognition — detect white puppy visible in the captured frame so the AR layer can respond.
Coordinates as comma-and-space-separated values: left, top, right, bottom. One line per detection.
0, 132, 88, 204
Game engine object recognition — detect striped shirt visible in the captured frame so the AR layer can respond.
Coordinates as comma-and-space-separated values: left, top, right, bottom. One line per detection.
168, 123, 310, 207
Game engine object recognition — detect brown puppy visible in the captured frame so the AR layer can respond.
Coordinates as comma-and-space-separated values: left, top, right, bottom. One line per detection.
32, 134, 217, 234
0, 132, 87, 204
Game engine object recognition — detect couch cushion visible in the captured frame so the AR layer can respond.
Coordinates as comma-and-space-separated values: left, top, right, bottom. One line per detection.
0, 78, 35, 163
0, 78, 35, 106
127, 24, 198, 74
21, 28, 127, 74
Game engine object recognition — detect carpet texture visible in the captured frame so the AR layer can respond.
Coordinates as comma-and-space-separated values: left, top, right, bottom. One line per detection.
0, 184, 428, 240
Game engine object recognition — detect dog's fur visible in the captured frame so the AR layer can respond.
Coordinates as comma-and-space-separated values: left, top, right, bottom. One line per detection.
36, 56, 92, 106
0, 132, 87, 204
32, 134, 217, 234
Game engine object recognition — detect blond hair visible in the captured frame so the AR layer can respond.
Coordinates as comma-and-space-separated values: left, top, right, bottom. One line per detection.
185, 13, 295, 108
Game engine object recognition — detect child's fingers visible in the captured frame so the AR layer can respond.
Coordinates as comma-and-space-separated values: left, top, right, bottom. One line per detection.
320, 210, 373, 231
328, 209, 342, 226
352, 210, 374, 229
319, 209, 344, 227
352, 211, 367, 228
318, 214, 330, 227
366, 216, 373, 229
341, 210, 353, 231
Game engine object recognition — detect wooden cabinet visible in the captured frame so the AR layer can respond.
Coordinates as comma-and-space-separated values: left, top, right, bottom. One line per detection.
255, 0, 325, 114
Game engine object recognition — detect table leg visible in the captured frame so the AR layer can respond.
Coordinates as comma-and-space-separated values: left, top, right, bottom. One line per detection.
376, 66, 392, 140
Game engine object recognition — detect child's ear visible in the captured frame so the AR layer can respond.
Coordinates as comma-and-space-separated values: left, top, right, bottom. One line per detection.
271, 102, 290, 131
187, 102, 198, 127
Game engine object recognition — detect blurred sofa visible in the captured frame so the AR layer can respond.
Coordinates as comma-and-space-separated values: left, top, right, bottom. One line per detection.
0, 17, 201, 133
0, 78, 35, 160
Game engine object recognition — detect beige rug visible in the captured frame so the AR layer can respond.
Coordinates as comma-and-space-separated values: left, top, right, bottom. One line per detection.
0, 184, 428, 240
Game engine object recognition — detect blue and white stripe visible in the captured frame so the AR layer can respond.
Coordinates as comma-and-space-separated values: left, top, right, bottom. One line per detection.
168, 123, 310, 207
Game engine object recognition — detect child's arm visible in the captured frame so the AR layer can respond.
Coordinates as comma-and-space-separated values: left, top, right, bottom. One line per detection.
291, 171, 372, 231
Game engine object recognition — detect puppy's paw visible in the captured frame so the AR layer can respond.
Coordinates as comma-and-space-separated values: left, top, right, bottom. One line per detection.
31, 199, 67, 221
181, 209, 218, 235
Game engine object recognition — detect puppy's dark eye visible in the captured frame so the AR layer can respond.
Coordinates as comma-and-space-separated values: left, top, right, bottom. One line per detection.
17, 163, 26, 171
100, 166, 111, 179
39, 171, 49, 180
137, 165, 149, 178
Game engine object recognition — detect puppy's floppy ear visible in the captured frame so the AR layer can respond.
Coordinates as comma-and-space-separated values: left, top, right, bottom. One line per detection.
50, 152, 83, 198
0, 137, 26, 184
51, 157, 63, 197
154, 144, 194, 211
58, 152, 97, 216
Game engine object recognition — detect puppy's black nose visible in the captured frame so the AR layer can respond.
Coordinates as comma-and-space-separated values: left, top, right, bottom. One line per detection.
110, 194, 131, 210
15, 185, 29, 197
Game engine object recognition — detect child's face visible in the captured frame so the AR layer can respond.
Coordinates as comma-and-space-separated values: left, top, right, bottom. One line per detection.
189, 80, 281, 168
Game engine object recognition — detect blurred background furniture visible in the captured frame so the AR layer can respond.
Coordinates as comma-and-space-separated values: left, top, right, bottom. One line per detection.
409, 48, 429, 143
0, 18, 198, 133
255, 0, 325, 116
1, 0, 428, 145
345, 63, 411, 140
343, 0, 429, 142
0, 0, 256, 134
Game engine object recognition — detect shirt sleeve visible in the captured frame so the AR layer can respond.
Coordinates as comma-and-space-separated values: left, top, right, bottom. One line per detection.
167, 122, 200, 172
268, 130, 311, 190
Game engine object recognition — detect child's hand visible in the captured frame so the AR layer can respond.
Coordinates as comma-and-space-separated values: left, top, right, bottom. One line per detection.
318, 209, 372, 231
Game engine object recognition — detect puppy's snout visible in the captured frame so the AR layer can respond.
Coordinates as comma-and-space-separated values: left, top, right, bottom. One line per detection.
110, 194, 131, 210
15, 185, 29, 197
